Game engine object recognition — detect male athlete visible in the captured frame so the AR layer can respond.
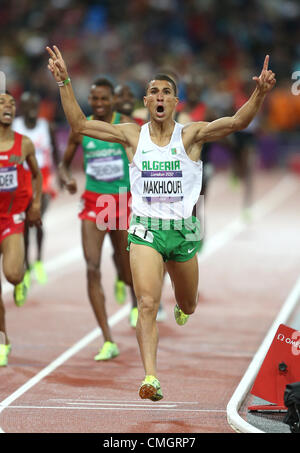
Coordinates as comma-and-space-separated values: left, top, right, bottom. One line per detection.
47, 45, 276, 399
113, 83, 167, 323
59, 77, 137, 360
0, 92, 42, 366
13, 91, 60, 288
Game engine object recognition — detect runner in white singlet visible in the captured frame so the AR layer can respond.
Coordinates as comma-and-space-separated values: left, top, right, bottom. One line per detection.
46, 46, 276, 401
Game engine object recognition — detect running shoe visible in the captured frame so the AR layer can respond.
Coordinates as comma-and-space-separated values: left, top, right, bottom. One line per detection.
33, 260, 47, 285
0, 344, 11, 367
129, 307, 138, 328
139, 375, 163, 401
174, 304, 189, 326
94, 341, 119, 361
156, 304, 167, 322
13, 281, 28, 307
114, 279, 126, 304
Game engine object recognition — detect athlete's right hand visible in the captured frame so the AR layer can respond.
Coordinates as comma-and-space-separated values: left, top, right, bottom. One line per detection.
65, 178, 77, 194
58, 163, 77, 194
46, 45, 69, 83
27, 201, 42, 228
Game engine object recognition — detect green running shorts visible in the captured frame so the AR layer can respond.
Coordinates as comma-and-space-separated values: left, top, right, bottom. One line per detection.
127, 215, 203, 262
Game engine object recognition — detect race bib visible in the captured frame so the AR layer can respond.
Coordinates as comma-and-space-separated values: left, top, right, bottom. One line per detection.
128, 224, 154, 243
142, 170, 183, 203
13, 211, 26, 224
0, 166, 18, 192
86, 156, 124, 182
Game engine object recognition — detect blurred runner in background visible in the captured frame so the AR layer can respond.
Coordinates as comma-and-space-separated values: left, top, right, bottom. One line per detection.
13, 92, 60, 288
59, 77, 137, 361
0, 91, 42, 366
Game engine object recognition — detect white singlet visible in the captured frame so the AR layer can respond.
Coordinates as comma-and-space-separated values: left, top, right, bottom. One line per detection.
13, 117, 53, 169
129, 121, 202, 220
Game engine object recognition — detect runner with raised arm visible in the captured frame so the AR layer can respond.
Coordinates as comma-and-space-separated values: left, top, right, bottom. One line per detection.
46, 46, 276, 400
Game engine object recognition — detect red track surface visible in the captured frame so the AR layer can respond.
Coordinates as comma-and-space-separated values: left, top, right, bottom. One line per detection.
1, 169, 300, 433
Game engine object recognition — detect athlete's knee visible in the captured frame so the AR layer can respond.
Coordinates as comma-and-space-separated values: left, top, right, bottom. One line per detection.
177, 295, 198, 315
183, 304, 196, 315
5, 268, 24, 285
86, 261, 100, 280
138, 294, 158, 319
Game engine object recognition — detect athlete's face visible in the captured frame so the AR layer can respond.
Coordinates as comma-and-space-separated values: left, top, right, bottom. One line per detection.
114, 85, 135, 116
21, 97, 39, 121
0, 93, 16, 126
144, 80, 178, 122
88, 85, 114, 120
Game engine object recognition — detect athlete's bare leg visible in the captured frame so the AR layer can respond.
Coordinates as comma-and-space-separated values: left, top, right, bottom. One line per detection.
109, 230, 133, 285
166, 255, 199, 315
0, 234, 26, 345
129, 244, 164, 377
1, 234, 25, 285
81, 219, 113, 342
109, 230, 137, 308
36, 193, 51, 262
0, 279, 8, 344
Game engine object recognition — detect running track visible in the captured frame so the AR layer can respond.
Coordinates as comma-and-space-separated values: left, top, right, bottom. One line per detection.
0, 168, 300, 433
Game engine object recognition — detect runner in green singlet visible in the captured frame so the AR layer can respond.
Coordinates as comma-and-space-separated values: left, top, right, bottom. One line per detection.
59, 78, 137, 361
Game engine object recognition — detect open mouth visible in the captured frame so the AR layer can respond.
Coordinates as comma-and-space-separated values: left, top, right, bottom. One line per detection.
156, 105, 165, 116
3, 112, 12, 120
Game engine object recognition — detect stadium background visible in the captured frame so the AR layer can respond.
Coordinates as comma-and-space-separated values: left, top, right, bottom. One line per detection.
1, 0, 300, 169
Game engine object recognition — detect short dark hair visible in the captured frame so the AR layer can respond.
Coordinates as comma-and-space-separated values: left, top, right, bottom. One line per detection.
146, 74, 177, 96
91, 78, 114, 95
0, 90, 13, 96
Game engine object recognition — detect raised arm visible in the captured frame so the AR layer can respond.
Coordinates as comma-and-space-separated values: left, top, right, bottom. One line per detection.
46, 45, 137, 147
187, 55, 276, 146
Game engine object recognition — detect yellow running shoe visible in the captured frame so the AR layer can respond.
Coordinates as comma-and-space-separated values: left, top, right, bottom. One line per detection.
94, 341, 119, 361
114, 279, 126, 304
174, 304, 189, 326
129, 307, 138, 328
139, 375, 163, 401
0, 344, 11, 367
33, 260, 47, 285
14, 281, 28, 307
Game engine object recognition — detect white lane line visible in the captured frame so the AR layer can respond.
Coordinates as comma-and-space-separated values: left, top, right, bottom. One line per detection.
226, 272, 300, 433
0, 174, 298, 433
198, 174, 299, 262
49, 399, 198, 404
0, 305, 130, 420
2, 405, 226, 413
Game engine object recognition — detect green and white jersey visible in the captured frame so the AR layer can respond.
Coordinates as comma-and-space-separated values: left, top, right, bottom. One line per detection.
82, 113, 130, 194
129, 121, 202, 220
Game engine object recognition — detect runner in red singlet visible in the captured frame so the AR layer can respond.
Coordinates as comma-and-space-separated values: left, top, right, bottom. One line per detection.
0, 92, 42, 367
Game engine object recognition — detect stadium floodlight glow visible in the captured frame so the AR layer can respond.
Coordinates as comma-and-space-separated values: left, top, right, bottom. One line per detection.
0, 71, 6, 93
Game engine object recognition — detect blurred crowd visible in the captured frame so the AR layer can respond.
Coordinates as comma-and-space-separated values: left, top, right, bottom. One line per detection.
1, 0, 300, 165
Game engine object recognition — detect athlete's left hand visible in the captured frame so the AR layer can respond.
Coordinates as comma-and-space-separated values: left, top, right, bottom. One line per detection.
27, 202, 42, 227
252, 55, 276, 94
